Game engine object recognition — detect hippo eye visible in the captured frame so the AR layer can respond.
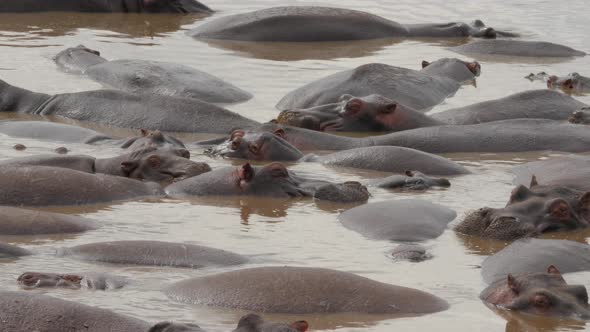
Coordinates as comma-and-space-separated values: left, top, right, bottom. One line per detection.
249, 144, 259, 155
532, 294, 551, 308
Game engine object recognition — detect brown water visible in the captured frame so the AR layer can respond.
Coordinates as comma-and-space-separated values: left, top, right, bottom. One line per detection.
1, 0, 590, 331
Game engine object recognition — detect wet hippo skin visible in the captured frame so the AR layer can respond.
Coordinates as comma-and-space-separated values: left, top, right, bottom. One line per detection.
451, 40, 586, 58
0, 243, 32, 259
0, 0, 212, 14
0, 206, 98, 235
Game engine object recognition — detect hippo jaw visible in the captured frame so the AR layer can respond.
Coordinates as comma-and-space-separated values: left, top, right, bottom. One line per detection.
18, 272, 82, 290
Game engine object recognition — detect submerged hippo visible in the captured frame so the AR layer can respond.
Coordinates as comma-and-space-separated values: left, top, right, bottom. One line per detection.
0, 120, 111, 144
149, 322, 207, 332
0, 0, 212, 13
57, 240, 248, 268
165, 266, 449, 314
456, 179, 590, 240
0, 166, 163, 206
55, 45, 252, 104
0, 147, 210, 183
481, 266, 590, 319
0, 206, 97, 235
276, 58, 480, 111
512, 155, 590, 191
18, 271, 127, 290
189, 6, 513, 42
0, 79, 259, 133
547, 72, 590, 95
390, 244, 432, 262
233, 314, 308, 332
0, 243, 32, 259
451, 40, 586, 58
339, 200, 456, 242
365, 171, 451, 191
481, 239, 590, 284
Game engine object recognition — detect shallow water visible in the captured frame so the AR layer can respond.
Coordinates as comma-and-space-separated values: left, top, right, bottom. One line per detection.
0, 0, 590, 331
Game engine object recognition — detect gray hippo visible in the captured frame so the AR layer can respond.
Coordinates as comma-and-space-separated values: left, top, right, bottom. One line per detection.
233, 314, 308, 332
0, 243, 32, 259
365, 171, 451, 191
0, 0, 212, 13
456, 179, 589, 240
569, 108, 590, 124
547, 72, 590, 95
481, 239, 590, 284
0, 206, 97, 235
55, 45, 252, 104
149, 322, 207, 332
339, 200, 456, 242
0, 79, 259, 133
18, 271, 128, 290
166, 162, 369, 202
0, 120, 111, 144
57, 240, 248, 268
0, 166, 164, 206
451, 40, 586, 58
481, 266, 590, 319
512, 155, 590, 191
0, 147, 211, 183
206, 130, 469, 175
390, 244, 432, 262
165, 266, 449, 314
189, 7, 513, 42
276, 58, 480, 111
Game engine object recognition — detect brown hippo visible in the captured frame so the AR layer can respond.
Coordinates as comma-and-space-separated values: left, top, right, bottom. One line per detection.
0, 0, 212, 13
480, 266, 590, 319
451, 40, 586, 58
0, 242, 32, 259
165, 266, 448, 315
18, 271, 128, 290
0, 206, 97, 235
233, 314, 308, 332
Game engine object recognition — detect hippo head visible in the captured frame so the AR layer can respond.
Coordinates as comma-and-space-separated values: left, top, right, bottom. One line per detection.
456, 177, 590, 240
17, 272, 82, 290
120, 129, 186, 151
569, 108, 590, 124
148, 322, 206, 332
205, 129, 303, 161
481, 266, 590, 319
53, 45, 105, 74
119, 147, 211, 183
333, 94, 415, 132
313, 181, 370, 203
401, 170, 451, 190
138, 0, 212, 13
548, 73, 585, 94
421, 58, 481, 83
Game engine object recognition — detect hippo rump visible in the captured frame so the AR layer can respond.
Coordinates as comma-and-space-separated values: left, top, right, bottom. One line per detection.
276, 58, 480, 111
55, 45, 252, 104
233, 314, 308, 332
18, 271, 128, 290
0, 206, 97, 235
57, 240, 248, 268
512, 155, 590, 191
481, 239, 590, 284
480, 266, 590, 319
0, 79, 259, 133
0, 166, 164, 206
0, 243, 32, 259
0, 0, 212, 13
165, 266, 449, 315
189, 6, 512, 42
339, 200, 457, 242
451, 40, 586, 58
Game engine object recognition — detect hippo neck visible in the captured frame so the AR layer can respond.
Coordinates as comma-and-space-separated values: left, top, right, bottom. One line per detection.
0, 80, 51, 113
93, 155, 126, 177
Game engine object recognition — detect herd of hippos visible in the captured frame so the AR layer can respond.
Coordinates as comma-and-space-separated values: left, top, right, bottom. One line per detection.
1, 0, 590, 331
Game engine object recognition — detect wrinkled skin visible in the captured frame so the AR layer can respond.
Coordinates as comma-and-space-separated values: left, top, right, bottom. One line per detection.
57, 240, 248, 268
547, 72, 590, 95
189, 6, 513, 42
0, 242, 32, 259
365, 170, 451, 190
276, 58, 481, 111
206, 130, 303, 161
0, 79, 259, 133
17, 272, 127, 290
390, 244, 432, 262
0, 0, 212, 13
480, 265, 590, 319
165, 266, 449, 314
55, 45, 251, 104
456, 178, 590, 241
0, 206, 97, 235
452, 40, 586, 58
233, 314, 308, 332
149, 322, 208, 332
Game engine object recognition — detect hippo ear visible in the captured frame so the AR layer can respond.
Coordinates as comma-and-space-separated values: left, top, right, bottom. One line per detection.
507, 274, 519, 294
577, 192, 590, 221
467, 62, 481, 76
405, 170, 415, 177
140, 129, 149, 137
530, 175, 539, 188
547, 265, 562, 275
120, 161, 139, 176
147, 155, 161, 169
421, 60, 430, 68
239, 163, 255, 182
290, 320, 309, 332
273, 128, 285, 138
509, 185, 532, 204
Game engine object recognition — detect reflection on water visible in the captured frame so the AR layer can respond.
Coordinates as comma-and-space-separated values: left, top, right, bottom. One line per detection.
488, 304, 588, 332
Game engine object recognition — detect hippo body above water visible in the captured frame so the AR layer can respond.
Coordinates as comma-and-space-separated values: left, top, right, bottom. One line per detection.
451, 40, 586, 58
55, 45, 252, 104
0, 206, 97, 235
0, 0, 212, 13
18, 271, 128, 290
189, 7, 512, 42
0, 120, 111, 144
512, 155, 590, 192
0, 243, 32, 259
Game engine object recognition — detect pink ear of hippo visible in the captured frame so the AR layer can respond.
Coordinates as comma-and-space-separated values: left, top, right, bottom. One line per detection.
290, 320, 309, 332
547, 265, 562, 275
239, 163, 254, 182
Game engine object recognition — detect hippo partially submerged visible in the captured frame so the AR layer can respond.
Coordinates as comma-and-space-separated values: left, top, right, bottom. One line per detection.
233, 314, 308, 332
365, 171, 451, 191
55, 45, 252, 104
0, 206, 97, 235
165, 266, 449, 315
18, 271, 128, 290
189, 6, 513, 42
0, 79, 259, 133
481, 266, 590, 319
512, 155, 590, 191
546, 72, 590, 95
451, 40, 586, 58
0, 0, 212, 13
0, 243, 32, 259
276, 58, 480, 111
0, 120, 111, 144
390, 244, 432, 262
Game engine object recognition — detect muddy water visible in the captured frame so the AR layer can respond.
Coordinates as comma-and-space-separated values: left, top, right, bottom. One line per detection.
0, 0, 589, 331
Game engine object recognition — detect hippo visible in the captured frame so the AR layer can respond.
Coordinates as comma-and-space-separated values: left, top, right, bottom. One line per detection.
55, 45, 252, 104
189, 6, 513, 42
0, 147, 211, 183
0, 166, 164, 206
481, 239, 590, 284
339, 200, 456, 242
18, 271, 128, 290
547, 72, 590, 95
120, 129, 186, 150
276, 58, 480, 111
166, 162, 369, 202
0, 79, 259, 133
57, 240, 248, 268
206, 131, 469, 175
165, 266, 449, 314
456, 179, 590, 241
451, 40, 586, 58
481, 265, 590, 319
390, 244, 432, 262
149, 322, 207, 332
512, 155, 590, 191
0, 206, 97, 235
311, 181, 369, 203
233, 314, 308, 332
365, 171, 451, 191
0, 120, 110, 143
0, 243, 32, 259
0, 0, 212, 13
569, 108, 590, 124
